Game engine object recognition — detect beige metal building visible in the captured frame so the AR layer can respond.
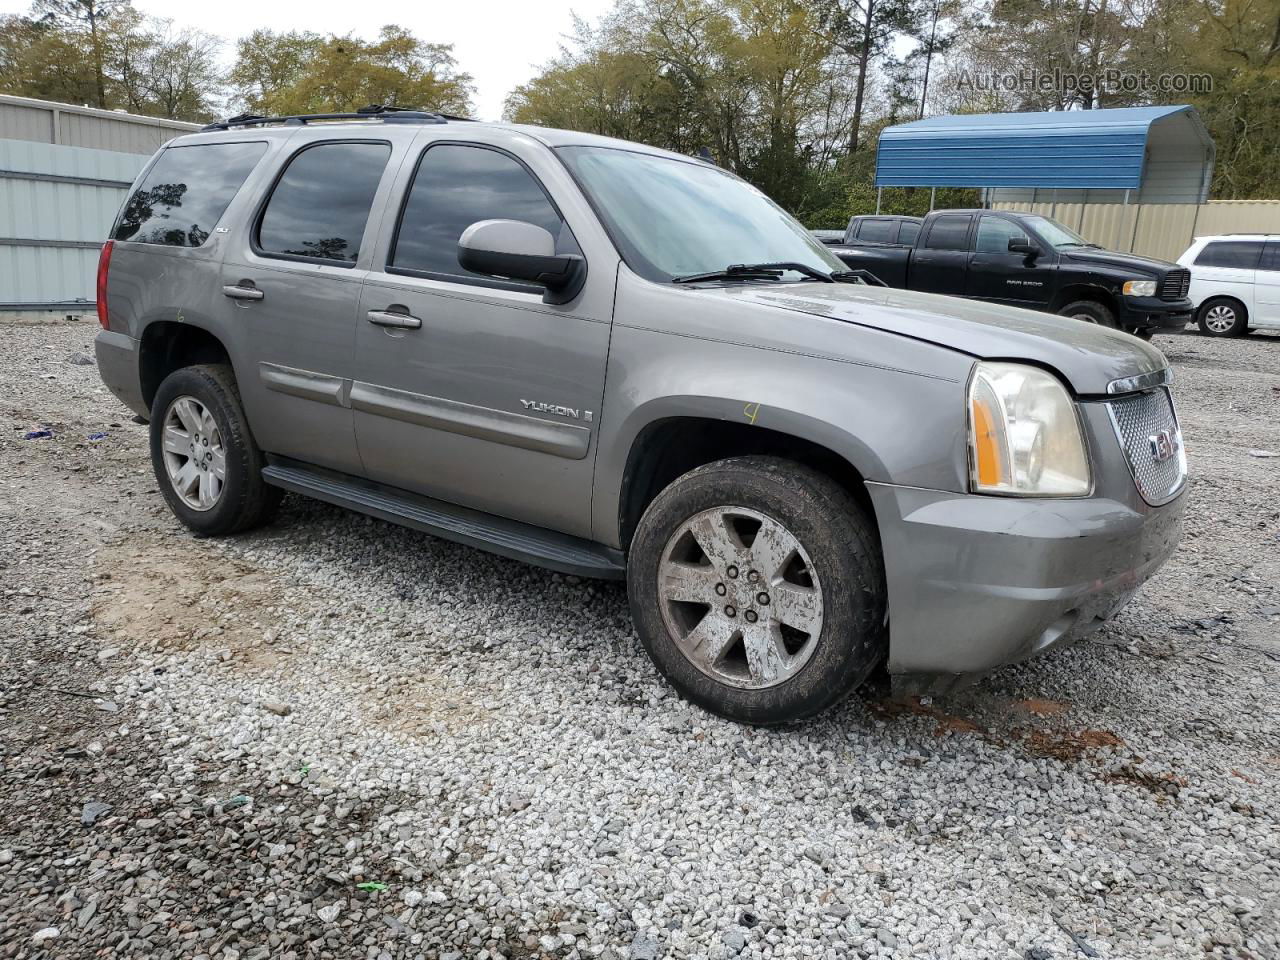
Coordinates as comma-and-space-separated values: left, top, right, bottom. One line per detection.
0, 94, 199, 311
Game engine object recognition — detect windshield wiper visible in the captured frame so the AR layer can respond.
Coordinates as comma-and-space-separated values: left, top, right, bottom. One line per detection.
672, 262, 835, 284
832, 268, 887, 287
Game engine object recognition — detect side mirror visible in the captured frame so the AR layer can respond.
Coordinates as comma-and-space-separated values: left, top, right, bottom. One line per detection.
457, 219, 586, 305
1008, 236, 1038, 257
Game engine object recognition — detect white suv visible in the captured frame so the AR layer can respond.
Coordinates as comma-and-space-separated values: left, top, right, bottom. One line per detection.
1178, 234, 1280, 336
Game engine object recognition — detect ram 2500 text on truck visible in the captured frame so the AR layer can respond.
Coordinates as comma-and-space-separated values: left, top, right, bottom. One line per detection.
824, 210, 1193, 338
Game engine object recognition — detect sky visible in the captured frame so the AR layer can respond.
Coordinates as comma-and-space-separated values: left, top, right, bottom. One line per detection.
1, 0, 618, 121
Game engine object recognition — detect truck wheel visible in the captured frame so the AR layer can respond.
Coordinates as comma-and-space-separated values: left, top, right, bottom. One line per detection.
149, 364, 282, 536
1197, 297, 1248, 337
1058, 300, 1116, 328
627, 456, 886, 724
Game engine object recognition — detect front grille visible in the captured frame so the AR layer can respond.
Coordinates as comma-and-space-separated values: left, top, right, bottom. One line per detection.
1106, 387, 1187, 506
1159, 269, 1190, 301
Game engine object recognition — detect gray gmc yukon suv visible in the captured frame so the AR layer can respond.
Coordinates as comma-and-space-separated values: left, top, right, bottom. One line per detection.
95, 109, 1187, 723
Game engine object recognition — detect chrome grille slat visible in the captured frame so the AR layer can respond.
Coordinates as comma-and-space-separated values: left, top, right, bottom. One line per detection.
1106, 388, 1187, 506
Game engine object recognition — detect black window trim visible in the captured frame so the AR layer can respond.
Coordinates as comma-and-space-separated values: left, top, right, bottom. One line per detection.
112, 139, 269, 250
383, 139, 579, 295
1195, 239, 1264, 270
250, 137, 393, 269
922, 213, 974, 252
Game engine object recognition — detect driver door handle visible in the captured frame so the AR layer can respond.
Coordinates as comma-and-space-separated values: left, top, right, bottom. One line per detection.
222, 282, 264, 301
367, 309, 421, 330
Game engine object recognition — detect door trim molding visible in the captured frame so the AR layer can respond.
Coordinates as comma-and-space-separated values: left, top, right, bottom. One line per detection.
259, 362, 350, 407
350, 381, 590, 460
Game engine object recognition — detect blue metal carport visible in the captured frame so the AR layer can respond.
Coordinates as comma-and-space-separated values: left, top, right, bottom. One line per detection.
874, 106, 1214, 207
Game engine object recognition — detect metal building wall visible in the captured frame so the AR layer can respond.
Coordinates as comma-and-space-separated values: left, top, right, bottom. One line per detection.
0, 96, 198, 310
0, 93, 197, 154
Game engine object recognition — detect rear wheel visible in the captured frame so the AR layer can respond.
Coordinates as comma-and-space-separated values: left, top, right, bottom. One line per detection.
627, 456, 886, 724
150, 364, 281, 536
1058, 299, 1117, 329
1197, 297, 1248, 337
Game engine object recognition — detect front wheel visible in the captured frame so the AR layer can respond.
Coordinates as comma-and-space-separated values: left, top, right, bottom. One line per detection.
627, 456, 886, 724
1197, 297, 1248, 337
1058, 299, 1117, 329
150, 364, 282, 536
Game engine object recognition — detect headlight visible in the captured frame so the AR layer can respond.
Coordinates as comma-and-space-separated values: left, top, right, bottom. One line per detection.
968, 362, 1091, 496
1122, 279, 1157, 297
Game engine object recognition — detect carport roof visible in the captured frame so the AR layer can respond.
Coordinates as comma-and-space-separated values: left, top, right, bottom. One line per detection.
874, 105, 1211, 191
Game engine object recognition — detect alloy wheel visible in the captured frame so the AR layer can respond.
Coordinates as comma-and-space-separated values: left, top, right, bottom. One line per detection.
160, 395, 226, 511
1204, 304, 1237, 334
657, 506, 823, 689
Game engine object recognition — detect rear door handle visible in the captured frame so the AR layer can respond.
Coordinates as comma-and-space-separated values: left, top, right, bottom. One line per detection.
367, 309, 421, 330
223, 283, 264, 301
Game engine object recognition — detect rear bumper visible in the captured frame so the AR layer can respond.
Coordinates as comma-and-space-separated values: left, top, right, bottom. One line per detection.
1117, 297, 1193, 330
94, 329, 148, 418
866, 482, 1184, 696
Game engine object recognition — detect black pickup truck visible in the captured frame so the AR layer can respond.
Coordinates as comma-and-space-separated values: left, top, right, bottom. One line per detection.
820, 210, 1193, 337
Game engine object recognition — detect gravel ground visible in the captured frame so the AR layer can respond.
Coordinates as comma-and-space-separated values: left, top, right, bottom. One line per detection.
1, 314, 1278, 960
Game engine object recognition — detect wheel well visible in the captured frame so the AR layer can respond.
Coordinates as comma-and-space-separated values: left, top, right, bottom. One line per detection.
1199, 294, 1247, 317
618, 417, 871, 553
139, 322, 231, 412
1051, 285, 1117, 315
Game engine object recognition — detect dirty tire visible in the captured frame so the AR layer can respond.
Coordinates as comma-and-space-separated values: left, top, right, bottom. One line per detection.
149, 364, 282, 536
1058, 299, 1117, 329
1196, 296, 1248, 337
628, 456, 886, 725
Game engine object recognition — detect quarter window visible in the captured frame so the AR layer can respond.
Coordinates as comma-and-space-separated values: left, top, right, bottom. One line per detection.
390, 143, 576, 282
114, 141, 266, 247
898, 221, 921, 245
1195, 240, 1263, 270
922, 215, 971, 251
257, 141, 391, 264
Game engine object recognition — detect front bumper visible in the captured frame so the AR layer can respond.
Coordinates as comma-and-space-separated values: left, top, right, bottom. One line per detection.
94, 329, 148, 418
866, 482, 1184, 695
1117, 296, 1193, 330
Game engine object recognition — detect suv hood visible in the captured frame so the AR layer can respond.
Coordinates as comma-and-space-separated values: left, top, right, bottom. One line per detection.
1058, 247, 1176, 274
723, 284, 1167, 395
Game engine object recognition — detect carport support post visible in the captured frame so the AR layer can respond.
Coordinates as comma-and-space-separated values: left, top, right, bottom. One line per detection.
929, 187, 936, 211
1117, 190, 1130, 250
875, 187, 882, 214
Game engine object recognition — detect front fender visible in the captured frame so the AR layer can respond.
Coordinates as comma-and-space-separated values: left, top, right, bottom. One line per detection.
590, 281, 975, 547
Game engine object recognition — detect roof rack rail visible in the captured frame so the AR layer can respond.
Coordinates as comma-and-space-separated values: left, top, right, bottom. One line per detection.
200, 104, 451, 132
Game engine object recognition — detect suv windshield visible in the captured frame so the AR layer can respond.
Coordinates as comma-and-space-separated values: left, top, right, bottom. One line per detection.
1021, 215, 1090, 248
558, 145, 845, 283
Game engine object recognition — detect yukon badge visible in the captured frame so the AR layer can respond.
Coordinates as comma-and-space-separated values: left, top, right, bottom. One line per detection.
521, 399, 593, 422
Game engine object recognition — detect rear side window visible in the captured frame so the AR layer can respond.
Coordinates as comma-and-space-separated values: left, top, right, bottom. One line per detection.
114, 141, 266, 247
390, 143, 576, 282
1195, 240, 1263, 269
922, 215, 971, 251
257, 141, 391, 264
898, 221, 920, 245
856, 219, 896, 244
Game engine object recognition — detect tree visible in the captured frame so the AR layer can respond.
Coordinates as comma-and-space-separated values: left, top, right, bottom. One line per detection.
34, 0, 130, 107
809, 0, 919, 153
228, 26, 474, 116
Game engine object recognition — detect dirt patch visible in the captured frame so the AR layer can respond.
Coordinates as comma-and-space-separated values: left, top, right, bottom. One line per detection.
92, 537, 289, 670
1013, 698, 1070, 717
1025, 728, 1124, 761
872, 695, 986, 737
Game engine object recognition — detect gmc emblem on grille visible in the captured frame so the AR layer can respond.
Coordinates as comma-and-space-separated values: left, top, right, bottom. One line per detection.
1148, 429, 1179, 463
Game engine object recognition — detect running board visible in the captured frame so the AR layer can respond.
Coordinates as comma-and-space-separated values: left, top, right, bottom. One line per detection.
261, 460, 626, 580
